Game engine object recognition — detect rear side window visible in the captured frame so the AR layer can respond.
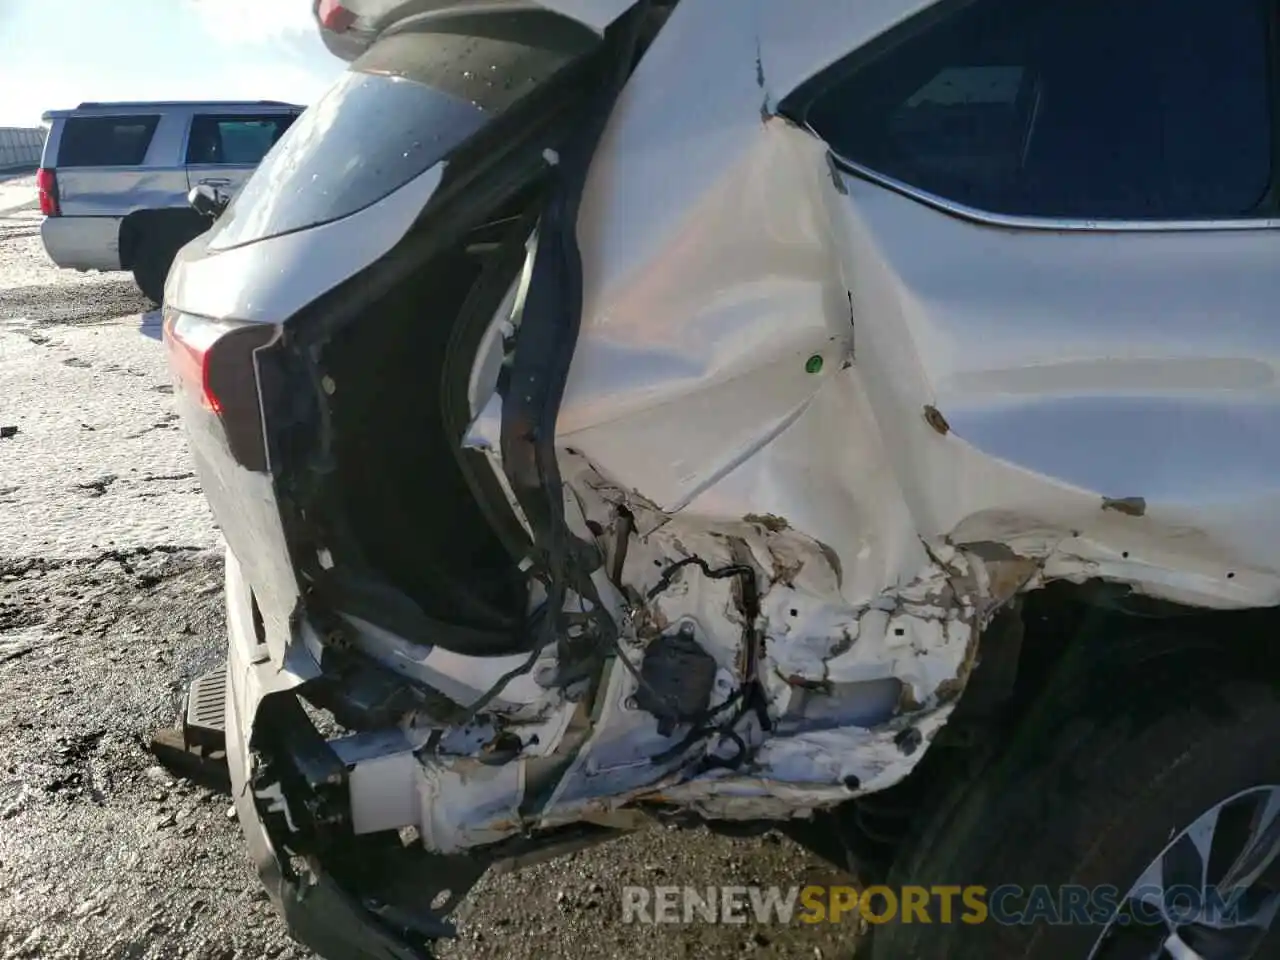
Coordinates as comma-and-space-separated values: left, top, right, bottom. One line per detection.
206, 12, 597, 251
57, 115, 159, 168
186, 115, 298, 166
803, 0, 1273, 221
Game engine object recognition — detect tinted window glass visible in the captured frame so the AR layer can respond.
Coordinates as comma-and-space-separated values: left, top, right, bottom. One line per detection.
206, 15, 596, 251
58, 115, 159, 167
806, 0, 1272, 220
186, 115, 297, 166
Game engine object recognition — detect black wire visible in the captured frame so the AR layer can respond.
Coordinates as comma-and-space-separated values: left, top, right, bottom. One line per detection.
639, 556, 767, 771
501, 3, 654, 666
645, 557, 757, 601
702, 729, 749, 771
450, 605, 553, 727
455, 553, 764, 766
649, 689, 744, 765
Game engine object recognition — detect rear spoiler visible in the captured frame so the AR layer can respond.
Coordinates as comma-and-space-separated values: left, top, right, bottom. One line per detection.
531, 0, 637, 33
318, 0, 640, 58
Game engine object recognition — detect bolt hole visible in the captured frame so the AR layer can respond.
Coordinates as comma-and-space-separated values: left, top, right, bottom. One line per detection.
1227, 571, 1236, 579
789, 608, 798, 617
653, 559, 663, 567
893, 627, 905, 637
1121, 551, 1129, 559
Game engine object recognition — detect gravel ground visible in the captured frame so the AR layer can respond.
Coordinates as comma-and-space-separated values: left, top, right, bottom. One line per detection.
0, 182, 859, 960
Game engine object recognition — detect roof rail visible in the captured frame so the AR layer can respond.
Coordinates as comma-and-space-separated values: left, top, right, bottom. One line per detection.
72, 99, 300, 109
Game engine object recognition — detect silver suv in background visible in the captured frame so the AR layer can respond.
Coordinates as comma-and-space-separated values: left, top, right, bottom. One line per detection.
37, 100, 303, 302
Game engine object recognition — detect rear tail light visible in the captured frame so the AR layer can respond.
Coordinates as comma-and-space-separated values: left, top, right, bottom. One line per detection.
163, 309, 276, 471
163, 310, 233, 413
318, 0, 356, 31
36, 168, 60, 217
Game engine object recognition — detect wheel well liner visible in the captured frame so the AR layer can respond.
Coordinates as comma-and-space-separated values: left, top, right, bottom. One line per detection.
118, 207, 207, 270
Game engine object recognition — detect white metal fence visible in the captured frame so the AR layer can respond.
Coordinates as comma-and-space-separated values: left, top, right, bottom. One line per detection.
0, 127, 47, 170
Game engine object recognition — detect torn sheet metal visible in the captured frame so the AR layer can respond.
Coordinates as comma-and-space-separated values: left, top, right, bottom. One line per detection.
265, 0, 1280, 860
324, 446, 1017, 846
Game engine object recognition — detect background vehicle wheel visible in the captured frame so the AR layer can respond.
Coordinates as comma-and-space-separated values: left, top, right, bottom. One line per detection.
132, 235, 177, 304
871, 627, 1280, 960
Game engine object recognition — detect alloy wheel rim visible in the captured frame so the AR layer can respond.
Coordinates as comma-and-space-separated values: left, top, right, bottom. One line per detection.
1087, 784, 1280, 960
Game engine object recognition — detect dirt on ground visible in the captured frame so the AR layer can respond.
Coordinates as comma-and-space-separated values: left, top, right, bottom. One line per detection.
0, 178, 861, 959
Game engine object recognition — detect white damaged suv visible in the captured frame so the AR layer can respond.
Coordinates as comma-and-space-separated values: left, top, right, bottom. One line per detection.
163, 1, 1280, 958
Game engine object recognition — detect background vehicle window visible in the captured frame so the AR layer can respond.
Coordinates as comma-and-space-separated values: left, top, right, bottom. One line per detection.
186, 116, 297, 166
804, 0, 1273, 220
58, 115, 159, 167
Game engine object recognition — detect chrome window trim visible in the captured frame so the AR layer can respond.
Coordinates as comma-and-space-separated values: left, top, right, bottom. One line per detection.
822, 145, 1280, 234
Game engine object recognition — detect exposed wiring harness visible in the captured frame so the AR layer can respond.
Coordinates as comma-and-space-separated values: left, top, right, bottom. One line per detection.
638, 555, 773, 771
445, 4, 656, 728
644, 556, 757, 601
445, 546, 772, 781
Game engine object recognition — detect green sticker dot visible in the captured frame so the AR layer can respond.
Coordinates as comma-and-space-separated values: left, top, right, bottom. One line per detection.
805, 354, 824, 374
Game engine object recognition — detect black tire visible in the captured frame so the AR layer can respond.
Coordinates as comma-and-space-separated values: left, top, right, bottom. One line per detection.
870, 627, 1280, 960
131, 215, 209, 305
132, 235, 176, 305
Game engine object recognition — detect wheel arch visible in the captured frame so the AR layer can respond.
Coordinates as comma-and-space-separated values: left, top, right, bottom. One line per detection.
863, 589, 1280, 959
118, 207, 207, 270
804, 583, 1280, 888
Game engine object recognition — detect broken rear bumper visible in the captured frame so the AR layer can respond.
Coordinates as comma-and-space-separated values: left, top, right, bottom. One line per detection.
223, 549, 432, 960
226, 694, 431, 960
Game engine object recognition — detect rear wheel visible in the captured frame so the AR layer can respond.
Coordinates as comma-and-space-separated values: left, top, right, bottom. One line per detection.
131, 217, 208, 304
132, 234, 178, 304
870, 627, 1280, 960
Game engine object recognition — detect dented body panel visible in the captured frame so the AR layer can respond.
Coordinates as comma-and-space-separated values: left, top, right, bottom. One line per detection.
464, 0, 1280, 828
565, 0, 1280, 615
166, 1, 1280, 955
391, 0, 1280, 844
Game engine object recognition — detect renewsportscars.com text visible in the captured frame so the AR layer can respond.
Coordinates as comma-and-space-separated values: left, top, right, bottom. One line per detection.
622, 884, 1247, 928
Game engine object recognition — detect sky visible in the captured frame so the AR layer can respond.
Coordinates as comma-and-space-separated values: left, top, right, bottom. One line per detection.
0, 0, 343, 126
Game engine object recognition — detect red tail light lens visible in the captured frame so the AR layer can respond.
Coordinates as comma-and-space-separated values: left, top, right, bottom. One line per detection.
162, 309, 276, 471
36, 168, 60, 217
163, 310, 229, 414
319, 0, 356, 31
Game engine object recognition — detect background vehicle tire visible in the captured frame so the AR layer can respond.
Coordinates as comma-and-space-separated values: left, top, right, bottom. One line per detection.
132, 235, 177, 305
870, 626, 1280, 960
